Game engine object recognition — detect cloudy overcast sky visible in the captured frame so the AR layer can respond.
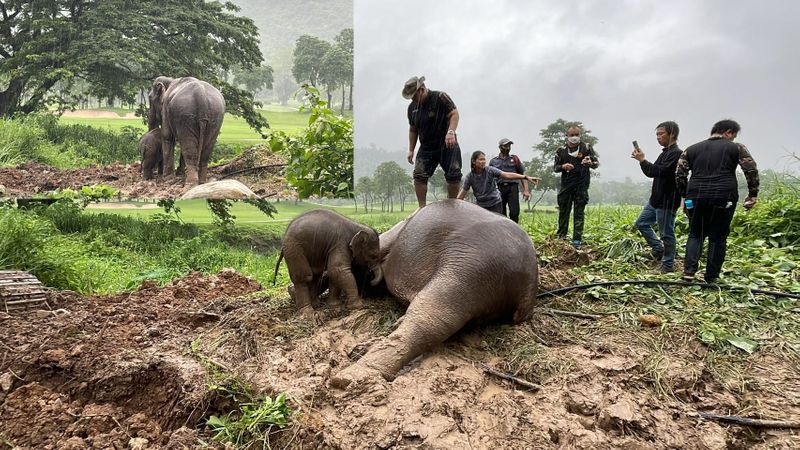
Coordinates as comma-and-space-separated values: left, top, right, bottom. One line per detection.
353, 0, 799, 181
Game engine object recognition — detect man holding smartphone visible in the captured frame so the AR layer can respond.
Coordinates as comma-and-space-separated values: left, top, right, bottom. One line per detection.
631, 121, 682, 273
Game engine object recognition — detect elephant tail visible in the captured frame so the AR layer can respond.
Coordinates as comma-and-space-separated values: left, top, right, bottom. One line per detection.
271, 250, 284, 286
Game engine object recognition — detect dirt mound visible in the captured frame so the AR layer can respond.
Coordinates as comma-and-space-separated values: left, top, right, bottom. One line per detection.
0, 154, 291, 199
2, 269, 798, 449
0, 270, 262, 448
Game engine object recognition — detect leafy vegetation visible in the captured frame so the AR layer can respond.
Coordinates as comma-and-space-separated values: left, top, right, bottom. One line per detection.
0, 115, 140, 167
279, 85, 353, 198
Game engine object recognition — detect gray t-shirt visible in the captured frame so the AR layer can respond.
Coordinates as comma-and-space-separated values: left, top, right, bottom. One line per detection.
463, 166, 503, 207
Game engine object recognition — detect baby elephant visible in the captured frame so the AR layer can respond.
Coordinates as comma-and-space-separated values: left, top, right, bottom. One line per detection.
139, 128, 163, 180
274, 209, 383, 314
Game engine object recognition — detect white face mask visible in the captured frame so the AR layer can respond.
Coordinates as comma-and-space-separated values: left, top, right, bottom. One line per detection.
567, 136, 581, 145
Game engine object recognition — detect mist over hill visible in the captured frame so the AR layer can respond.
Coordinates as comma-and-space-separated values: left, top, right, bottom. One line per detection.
231, 0, 352, 61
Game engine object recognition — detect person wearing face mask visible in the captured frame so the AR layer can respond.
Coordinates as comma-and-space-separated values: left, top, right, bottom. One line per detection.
553, 125, 599, 249
631, 121, 683, 273
403, 75, 462, 208
458, 150, 539, 213
675, 119, 759, 284
489, 138, 530, 223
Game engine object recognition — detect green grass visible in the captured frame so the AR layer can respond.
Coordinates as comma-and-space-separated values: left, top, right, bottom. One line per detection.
88, 199, 361, 224
58, 110, 310, 143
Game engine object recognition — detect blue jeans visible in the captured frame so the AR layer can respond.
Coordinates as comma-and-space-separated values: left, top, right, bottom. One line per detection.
635, 203, 676, 268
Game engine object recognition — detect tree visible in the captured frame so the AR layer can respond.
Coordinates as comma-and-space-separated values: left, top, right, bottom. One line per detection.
374, 161, 411, 212
233, 64, 274, 96
0, 0, 268, 134
355, 176, 374, 212
291, 35, 331, 88
429, 169, 447, 200
334, 28, 353, 111
321, 45, 348, 111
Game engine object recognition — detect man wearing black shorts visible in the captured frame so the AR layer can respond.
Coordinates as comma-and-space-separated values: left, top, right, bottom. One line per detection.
403, 76, 462, 207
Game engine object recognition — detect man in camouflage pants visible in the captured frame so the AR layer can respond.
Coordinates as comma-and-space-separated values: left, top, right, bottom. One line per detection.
676, 119, 759, 283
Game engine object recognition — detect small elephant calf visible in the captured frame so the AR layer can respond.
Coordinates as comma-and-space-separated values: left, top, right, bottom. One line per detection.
273, 209, 383, 314
139, 129, 163, 180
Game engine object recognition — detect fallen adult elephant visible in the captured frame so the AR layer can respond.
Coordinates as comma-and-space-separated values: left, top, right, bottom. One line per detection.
148, 76, 225, 187
331, 199, 539, 387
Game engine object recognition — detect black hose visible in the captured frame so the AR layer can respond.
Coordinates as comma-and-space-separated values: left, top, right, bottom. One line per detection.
537, 279, 800, 300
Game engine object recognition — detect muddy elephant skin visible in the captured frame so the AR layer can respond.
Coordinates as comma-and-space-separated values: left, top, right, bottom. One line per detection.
139, 128, 163, 180
147, 76, 225, 187
276, 209, 383, 313
333, 199, 539, 386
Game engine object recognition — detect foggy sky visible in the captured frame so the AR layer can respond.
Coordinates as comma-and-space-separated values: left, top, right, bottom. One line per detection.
354, 0, 800, 181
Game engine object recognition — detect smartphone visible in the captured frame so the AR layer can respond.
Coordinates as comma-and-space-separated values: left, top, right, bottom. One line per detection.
632, 140, 640, 150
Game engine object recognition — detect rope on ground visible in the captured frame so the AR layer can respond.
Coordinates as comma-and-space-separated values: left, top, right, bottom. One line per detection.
537, 280, 800, 300
697, 412, 800, 429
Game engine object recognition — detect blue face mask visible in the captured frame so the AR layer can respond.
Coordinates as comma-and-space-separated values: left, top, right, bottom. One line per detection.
567, 136, 580, 145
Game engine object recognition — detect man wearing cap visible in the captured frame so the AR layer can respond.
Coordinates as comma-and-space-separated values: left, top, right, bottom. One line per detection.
490, 138, 530, 223
403, 76, 462, 207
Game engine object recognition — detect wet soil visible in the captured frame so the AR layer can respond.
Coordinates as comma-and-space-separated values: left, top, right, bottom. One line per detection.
1, 268, 798, 449
0, 151, 290, 200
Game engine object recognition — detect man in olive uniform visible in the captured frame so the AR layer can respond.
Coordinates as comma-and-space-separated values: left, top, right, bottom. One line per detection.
403, 76, 462, 207
490, 138, 530, 223
553, 125, 599, 249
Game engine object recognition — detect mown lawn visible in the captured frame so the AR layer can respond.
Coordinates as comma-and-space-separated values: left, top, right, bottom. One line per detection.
58, 109, 311, 142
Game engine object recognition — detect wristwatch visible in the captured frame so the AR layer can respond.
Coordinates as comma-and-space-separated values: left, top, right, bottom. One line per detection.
447, 130, 456, 135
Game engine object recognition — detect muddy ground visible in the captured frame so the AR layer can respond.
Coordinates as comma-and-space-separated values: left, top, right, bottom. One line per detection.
1, 261, 799, 448
0, 150, 290, 199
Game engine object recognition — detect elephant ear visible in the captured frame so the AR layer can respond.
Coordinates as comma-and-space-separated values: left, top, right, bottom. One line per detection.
349, 230, 368, 253
153, 81, 166, 98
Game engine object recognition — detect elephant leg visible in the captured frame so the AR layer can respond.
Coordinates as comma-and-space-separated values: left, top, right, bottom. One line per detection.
283, 248, 314, 313
160, 123, 175, 178
176, 153, 185, 177
198, 129, 219, 184
181, 136, 201, 187
327, 254, 362, 309
331, 282, 471, 388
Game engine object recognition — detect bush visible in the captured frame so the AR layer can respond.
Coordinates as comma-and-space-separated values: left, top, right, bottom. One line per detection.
0, 115, 140, 168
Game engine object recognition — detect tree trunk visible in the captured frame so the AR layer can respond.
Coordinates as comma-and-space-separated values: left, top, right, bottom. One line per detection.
340, 85, 345, 115
0, 78, 26, 118
348, 83, 353, 111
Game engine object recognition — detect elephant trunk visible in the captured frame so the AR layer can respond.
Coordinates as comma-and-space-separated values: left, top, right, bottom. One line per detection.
370, 264, 383, 286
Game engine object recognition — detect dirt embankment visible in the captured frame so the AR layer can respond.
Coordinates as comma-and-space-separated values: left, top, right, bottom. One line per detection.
1, 267, 798, 449
0, 154, 290, 200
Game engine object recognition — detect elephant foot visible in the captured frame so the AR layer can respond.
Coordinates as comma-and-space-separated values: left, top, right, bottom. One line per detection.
345, 296, 364, 309
297, 305, 315, 319
330, 363, 386, 390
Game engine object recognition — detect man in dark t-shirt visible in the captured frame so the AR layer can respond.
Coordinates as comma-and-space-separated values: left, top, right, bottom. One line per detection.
631, 121, 682, 273
403, 76, 462, 207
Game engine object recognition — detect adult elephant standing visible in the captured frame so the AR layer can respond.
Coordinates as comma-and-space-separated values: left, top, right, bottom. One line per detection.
148, 76, 225, 187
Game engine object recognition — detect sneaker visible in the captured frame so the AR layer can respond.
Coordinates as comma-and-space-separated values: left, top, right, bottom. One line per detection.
571, 239, 581, 250
652, 265, 676, 274
681, 272, 695, 282
649, 248, 665, 260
